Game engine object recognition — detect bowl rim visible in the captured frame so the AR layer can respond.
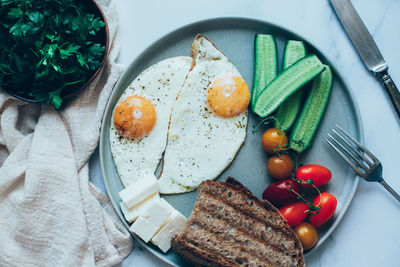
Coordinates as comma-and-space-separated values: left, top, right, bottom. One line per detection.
3, 0, 110, 105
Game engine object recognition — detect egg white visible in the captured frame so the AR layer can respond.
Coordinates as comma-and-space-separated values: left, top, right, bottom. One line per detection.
110, 56, 192, 187
158, 35, 248, 194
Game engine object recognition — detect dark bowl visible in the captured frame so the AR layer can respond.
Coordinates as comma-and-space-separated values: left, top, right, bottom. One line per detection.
4, 0, 109, 105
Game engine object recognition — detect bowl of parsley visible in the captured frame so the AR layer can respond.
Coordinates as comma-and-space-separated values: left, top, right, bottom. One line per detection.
0, 0, 109, 109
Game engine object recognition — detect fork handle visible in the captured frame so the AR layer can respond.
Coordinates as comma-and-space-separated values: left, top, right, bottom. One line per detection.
380, 179, 400, 203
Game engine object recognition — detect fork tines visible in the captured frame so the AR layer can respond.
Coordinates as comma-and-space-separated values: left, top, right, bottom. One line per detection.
324, 125, 378, 177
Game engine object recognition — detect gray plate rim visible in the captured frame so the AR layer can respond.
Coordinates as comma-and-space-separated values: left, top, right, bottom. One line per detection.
100, 16, 363, 266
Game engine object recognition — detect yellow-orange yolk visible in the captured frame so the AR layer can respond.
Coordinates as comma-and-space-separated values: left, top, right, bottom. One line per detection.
207, 76, 250, 118
113, 95, 156, 139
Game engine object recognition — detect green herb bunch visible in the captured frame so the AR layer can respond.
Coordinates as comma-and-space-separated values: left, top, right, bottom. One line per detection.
0, 0, 106, 108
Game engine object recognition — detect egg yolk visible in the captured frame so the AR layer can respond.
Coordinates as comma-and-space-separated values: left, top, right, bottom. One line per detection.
113, 95, 156, 139
207, 76, 250, 118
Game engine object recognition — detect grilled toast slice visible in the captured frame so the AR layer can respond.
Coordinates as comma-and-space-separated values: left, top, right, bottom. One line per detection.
171, 177, 305, 267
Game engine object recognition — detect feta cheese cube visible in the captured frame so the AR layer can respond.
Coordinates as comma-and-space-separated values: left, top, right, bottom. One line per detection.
151, 210, 187, 253
119, 173, 159, 209
159, 198, 175, 212
129, 199, 172, 242
120, 193, 160, 223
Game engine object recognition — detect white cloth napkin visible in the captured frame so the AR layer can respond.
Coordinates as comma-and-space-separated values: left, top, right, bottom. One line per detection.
0, 0, 133, 266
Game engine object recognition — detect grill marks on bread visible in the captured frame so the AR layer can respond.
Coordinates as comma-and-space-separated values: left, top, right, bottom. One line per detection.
183, 226, 276, 267
188, 206, 286, 266
172, 177, 305, 267
196, 193, 297, 253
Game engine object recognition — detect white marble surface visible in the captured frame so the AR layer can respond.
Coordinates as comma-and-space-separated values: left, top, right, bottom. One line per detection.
89, 0, 400, 266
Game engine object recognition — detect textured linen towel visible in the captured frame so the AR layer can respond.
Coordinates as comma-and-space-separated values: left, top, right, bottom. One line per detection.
0, 0, 133, 266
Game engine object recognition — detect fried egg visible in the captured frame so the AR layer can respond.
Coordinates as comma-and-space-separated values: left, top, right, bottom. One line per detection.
110, 56, 192, 187
158, 35, 250, 194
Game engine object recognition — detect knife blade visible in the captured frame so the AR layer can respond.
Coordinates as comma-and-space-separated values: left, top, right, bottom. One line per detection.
329, 0, 400, 120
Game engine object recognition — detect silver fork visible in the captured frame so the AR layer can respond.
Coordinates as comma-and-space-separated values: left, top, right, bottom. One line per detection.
325, 125, 400, 203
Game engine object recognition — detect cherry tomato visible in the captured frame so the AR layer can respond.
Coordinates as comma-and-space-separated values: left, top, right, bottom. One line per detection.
261, 128, 288, 154
279, 202, 309, 227
262, 179, 301, 207
267, 154, 293, 179
296, 164, 332, 188
309, 192, 337, 227
294, 222, 318, 251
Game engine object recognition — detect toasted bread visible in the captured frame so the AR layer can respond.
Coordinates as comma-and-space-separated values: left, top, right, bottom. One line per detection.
171, 177, 305, 267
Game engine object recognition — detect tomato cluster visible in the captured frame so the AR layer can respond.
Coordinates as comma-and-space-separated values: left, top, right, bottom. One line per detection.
260, 127, 337, 251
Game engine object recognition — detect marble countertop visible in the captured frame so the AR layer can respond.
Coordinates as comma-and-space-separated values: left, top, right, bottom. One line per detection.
89, 0, 400, 266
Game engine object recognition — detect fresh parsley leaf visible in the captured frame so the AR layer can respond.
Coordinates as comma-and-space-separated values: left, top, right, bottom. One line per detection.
89, 17, 105, 35
71, 16, 81, 31
52, 64, 62, 73
87, 43, 104, 58
9, 21, 31, 37
45, 44, 57, 58
7, 8, 22, 19
28, 11, 44, 25
1, 0, 14, 6
76, 54, 88, 69
59, 43, 80, 59
48, 89, 62, 109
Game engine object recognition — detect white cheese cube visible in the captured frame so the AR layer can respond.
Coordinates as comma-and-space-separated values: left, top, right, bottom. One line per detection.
159, 198, 175, 212
119, 173, 159, 209
129, 199, 172, 242
120, 193, 160, 223
151, 210, 187, 253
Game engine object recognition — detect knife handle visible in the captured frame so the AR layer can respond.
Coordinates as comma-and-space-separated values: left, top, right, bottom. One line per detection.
376, 72, 400, 120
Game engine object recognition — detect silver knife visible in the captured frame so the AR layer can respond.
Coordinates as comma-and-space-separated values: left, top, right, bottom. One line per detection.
329, 0, 400, 120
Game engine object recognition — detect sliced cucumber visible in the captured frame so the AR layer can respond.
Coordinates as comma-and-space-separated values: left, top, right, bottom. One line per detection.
283, 41, 307, 69
254, 55, 325, 118
251, 34, 277, 109
274, 40, 307, 131
290, 65, 333, 153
